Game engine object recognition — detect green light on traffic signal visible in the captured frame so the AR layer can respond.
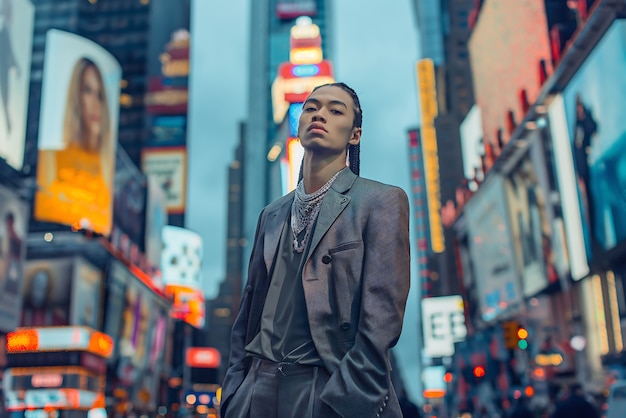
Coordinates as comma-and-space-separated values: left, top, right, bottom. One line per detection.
518, 340, 528, 350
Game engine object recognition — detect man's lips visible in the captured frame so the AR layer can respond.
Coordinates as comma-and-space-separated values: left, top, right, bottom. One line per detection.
308, 123, 327, 132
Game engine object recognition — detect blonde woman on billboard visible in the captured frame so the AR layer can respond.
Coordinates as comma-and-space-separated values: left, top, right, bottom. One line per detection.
36, 57, 114, 234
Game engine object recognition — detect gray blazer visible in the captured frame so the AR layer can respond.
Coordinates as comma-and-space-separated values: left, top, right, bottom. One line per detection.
221, 169, 411, 418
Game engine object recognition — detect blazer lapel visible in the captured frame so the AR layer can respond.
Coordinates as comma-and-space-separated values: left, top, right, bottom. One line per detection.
263, 195, 293, 274
307, 169, 357, 256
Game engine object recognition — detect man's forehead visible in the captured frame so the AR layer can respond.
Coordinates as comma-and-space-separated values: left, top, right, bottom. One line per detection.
305, 86, 352, 106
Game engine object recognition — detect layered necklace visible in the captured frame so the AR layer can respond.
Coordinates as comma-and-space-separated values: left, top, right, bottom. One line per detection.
291, 170, 342, 253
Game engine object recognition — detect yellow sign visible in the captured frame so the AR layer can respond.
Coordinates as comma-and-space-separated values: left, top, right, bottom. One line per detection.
416, 59, 444, 253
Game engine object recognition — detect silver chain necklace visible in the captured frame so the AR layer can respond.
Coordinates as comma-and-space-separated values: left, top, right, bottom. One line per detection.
291, 170, 342, 253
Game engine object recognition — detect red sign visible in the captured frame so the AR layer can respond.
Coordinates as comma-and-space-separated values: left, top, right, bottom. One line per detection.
186, 347, 220, 368
276, 0, 317, 19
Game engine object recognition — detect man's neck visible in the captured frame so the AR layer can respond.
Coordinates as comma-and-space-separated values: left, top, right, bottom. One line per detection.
302, 154, 346, 194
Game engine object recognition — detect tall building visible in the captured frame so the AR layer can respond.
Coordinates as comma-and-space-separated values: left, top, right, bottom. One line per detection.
243, 0, 333, 282
412, 0, 475, 298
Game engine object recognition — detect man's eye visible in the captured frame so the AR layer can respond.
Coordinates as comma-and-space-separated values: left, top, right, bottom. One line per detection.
304, 107, 316, 112
331, 109, 343, 115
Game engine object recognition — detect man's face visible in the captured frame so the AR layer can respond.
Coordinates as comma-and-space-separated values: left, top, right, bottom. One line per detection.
297, 85, 361, 156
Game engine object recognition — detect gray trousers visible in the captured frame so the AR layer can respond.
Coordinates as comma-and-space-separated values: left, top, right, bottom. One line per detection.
224, 357, 340, 418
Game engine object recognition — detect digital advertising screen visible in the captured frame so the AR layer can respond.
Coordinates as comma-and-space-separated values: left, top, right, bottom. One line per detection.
21, 258, 74, 328
465, 175, 522, 322
559, 20, 626, 262
34, 29, 121, 236
0, 183, 28, 332
0, 0, 34, 170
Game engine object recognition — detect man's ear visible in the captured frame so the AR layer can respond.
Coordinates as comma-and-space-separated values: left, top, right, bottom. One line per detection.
349, 127, 362, 146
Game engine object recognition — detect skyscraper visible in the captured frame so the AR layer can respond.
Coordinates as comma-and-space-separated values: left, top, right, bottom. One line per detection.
242, 0, 333, 282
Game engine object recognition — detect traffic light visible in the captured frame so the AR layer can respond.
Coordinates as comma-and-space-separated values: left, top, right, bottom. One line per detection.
503, 321, 520, 349
473, 365, 486, 379
517, 327, 529, 350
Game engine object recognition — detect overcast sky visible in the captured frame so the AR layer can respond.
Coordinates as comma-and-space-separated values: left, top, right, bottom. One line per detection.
187, 0, 423, 401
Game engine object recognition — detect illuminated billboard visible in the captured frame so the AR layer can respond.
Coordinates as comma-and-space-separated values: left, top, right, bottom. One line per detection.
161, 225, 203, 290
166, 284, 205, 329
548, 95, 589, 280
558, 20, 626, 264
34, 29, 121, 236
21, 257, 103, 329
465, 175, 522, 322
416, 59, 444, 253
271, 17, 334, 124
0, 184, 28, 332
0, 0, 34, 170
141, 146, 187, 214
161, 225, 205, 328
421, 295, 467, 358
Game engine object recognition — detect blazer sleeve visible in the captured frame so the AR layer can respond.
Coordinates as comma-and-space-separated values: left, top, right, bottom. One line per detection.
320, 187, 410, 418
220, 209, 265, 413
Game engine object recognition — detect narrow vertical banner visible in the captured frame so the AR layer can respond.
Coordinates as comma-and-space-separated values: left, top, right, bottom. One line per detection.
34, 29, 121, 236
416, 59, 444, 253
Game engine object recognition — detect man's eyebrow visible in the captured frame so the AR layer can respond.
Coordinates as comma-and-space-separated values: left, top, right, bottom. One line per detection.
304, 98, 348, 108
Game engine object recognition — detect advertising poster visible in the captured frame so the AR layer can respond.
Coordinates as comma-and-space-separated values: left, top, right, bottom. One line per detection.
560, 20, 626, 261
21, 258, 74, 328
70, 257, 103, 329
161, 225, 203, 290
0, 184, 27, 332
503, 137, 560, 297
0, 0, 33, 170
142, 147, 187, 214
113, 146, 147, 248
34, 29, 121, 236
465, 175, 522, 322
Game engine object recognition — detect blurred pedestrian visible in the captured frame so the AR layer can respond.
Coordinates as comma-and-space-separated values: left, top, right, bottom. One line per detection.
509, 397, 534, 418
221, 82, 411, 418
551, 383, 599, 418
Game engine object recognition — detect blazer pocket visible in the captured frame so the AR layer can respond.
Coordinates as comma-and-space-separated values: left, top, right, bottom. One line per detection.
328, 240, 361, 255
325, 241, 363, 327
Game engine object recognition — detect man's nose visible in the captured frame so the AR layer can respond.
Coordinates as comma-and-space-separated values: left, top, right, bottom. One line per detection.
312, 111, 326, 122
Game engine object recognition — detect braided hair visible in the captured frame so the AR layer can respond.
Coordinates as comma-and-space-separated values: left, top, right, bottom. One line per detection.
298, 82, 362, 182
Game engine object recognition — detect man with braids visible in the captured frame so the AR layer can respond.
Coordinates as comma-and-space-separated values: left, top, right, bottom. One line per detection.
221, 82, 410, 418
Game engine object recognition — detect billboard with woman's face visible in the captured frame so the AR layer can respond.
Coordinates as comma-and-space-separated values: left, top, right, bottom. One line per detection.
558, 20, 626, 264
0, 0, 34, 170
34, 29, 121, 236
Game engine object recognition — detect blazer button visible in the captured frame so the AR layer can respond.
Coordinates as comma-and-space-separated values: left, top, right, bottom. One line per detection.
322, 255, 332, 264
340, 321, 350, 330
